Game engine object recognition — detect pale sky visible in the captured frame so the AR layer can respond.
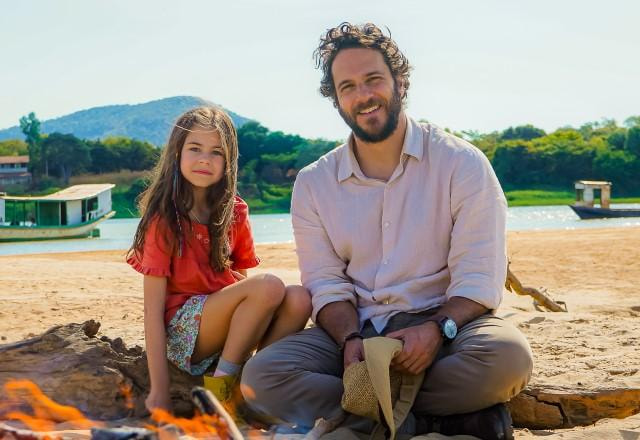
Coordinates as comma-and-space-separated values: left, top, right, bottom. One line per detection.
2, 0, 639, 141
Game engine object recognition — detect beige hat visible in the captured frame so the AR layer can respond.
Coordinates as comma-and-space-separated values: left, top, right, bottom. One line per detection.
341, 337, 425, 440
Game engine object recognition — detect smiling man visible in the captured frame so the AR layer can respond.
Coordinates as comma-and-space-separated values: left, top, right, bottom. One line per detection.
241, 23, 533, 439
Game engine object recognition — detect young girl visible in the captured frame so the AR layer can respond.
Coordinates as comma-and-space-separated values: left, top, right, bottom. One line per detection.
127, 106, 311, 412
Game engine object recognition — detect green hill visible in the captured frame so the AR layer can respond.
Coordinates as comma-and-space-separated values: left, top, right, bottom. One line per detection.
0, 96, 252, 146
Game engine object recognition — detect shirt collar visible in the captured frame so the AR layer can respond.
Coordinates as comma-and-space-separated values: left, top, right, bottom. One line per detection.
403, 116, 424, 162
337, 115, 424, 183
337, 137, 361, 182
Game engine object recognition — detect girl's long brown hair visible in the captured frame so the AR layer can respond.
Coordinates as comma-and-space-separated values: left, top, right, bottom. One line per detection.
128, 106, 238, 272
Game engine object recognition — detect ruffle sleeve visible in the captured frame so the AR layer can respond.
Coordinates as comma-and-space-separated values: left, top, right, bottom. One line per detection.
126, 216, 173, 277
230, 196, 260, 270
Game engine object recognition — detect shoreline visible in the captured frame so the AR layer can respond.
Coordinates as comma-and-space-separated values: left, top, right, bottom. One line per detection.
1, 224, 638, 258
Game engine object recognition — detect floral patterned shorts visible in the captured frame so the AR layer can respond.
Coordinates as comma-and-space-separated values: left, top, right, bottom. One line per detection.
166, 295, 220, 375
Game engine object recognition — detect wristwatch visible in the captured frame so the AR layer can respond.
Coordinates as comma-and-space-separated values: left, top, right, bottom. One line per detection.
426, 315, 458, 344
339, 331, 363, 351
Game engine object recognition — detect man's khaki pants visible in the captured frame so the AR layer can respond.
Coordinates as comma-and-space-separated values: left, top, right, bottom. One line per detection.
241, 310, 533, 430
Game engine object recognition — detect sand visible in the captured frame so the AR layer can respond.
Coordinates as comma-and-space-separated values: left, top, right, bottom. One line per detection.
1, 226, 639, 438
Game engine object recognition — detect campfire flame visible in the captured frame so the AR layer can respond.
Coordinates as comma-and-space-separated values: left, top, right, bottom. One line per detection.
1, 380, 265, 439
146, 400, 264, 439
147, 408, 225, 437
118, 383, 135, 410
1, 380, 101, 432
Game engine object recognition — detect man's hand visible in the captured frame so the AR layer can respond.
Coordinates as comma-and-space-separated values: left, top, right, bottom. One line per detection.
343, 337, 364, 370
387, 322, 442, 375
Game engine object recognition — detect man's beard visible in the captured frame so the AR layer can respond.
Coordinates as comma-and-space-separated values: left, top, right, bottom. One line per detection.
338, 84, 403, 143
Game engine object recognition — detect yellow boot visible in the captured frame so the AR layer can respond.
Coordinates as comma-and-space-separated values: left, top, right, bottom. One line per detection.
203, 374, 237, 402
199, 377, 281, 430
202, 375, 252, 429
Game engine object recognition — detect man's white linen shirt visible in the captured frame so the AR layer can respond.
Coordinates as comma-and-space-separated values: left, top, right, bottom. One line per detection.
291, 116, 507, 332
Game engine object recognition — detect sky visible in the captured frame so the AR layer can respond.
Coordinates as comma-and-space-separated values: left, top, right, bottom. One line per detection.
1, 0, 639, 141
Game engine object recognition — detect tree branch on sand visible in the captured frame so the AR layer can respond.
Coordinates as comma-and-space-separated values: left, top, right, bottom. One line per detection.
505, 265, 568, 312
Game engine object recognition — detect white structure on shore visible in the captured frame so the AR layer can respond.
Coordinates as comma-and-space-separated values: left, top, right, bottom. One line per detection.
0, 155, 31, 188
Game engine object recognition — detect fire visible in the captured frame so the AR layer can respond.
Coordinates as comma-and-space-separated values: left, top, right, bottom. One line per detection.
146, 403, 263, 439
148, 408, 225, 437
0, 380, 266, 439
118, 383, 134, 410
1, 380, 101, 432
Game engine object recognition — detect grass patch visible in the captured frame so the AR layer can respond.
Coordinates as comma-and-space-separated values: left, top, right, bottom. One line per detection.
112, 192, 140, 218
504, 189, 575, 207
611, 197, 640, 204
504, 189, 640, 207
243, 198, 289, 214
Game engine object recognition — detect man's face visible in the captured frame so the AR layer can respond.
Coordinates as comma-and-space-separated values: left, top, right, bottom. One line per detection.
331, 48, 404, 143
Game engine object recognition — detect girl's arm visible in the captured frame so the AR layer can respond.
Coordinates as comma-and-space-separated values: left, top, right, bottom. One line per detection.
143, 275, 172, 412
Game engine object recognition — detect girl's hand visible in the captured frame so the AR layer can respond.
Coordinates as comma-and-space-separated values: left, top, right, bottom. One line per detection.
231, 270, 246, 281
145, 388, 172, 414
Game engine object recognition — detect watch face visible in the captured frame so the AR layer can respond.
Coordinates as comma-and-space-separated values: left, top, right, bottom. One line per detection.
443, 319, 457, 339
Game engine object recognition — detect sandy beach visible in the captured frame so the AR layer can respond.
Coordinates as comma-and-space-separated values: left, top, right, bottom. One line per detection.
1, 226, 639, 438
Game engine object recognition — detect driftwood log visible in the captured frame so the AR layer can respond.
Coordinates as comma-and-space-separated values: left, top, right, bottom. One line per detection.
1, 321, 639, 430
0, 321, 199, 420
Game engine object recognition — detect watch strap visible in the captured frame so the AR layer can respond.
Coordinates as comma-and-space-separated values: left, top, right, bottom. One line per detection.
339, 331, 363, 350
425, 315, 455, 343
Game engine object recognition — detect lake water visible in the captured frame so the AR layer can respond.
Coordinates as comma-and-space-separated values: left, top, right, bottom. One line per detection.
1, 204, 639, 256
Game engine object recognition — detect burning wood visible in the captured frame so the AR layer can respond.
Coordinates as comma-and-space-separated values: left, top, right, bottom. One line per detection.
90, 426, 157, 440
190, 387, 243, 440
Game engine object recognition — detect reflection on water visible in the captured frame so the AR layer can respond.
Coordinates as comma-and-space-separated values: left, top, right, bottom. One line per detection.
1, 205, 639, 256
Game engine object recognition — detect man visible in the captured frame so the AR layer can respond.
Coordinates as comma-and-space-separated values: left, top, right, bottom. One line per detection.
241, 22, 533, 439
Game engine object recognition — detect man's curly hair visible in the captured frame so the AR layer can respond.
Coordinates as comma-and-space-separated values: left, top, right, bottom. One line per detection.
314, 22, 411, 106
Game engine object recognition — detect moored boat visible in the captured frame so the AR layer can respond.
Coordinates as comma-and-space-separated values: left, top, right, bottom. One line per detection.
569, 180, 640, 219
569, 205, 640, 219
0, 184, 116, 242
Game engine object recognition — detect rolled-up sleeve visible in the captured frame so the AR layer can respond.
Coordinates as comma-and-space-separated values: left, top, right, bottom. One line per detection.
446, 148, 507, 310
291, 171, 356, 322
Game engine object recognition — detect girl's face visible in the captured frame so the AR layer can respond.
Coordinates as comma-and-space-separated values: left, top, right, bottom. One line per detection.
180, 128, 225, 192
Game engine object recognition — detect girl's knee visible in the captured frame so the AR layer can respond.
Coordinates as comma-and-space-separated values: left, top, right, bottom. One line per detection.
284, 285, 312, 316
254, 273, 285, 307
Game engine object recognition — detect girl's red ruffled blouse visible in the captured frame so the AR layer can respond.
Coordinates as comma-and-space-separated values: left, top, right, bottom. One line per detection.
127, 196, 260, 325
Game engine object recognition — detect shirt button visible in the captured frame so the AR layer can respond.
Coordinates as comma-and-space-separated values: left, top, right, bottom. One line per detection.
383, 221, 390, 228
383, 259, 388, 265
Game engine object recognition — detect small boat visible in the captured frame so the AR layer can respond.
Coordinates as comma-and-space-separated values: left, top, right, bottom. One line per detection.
569, 180, 640, 219
0, 184, 116, 242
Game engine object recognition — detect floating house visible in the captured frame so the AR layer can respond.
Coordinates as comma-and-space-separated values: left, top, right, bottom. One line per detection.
0, 184, 116, 241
